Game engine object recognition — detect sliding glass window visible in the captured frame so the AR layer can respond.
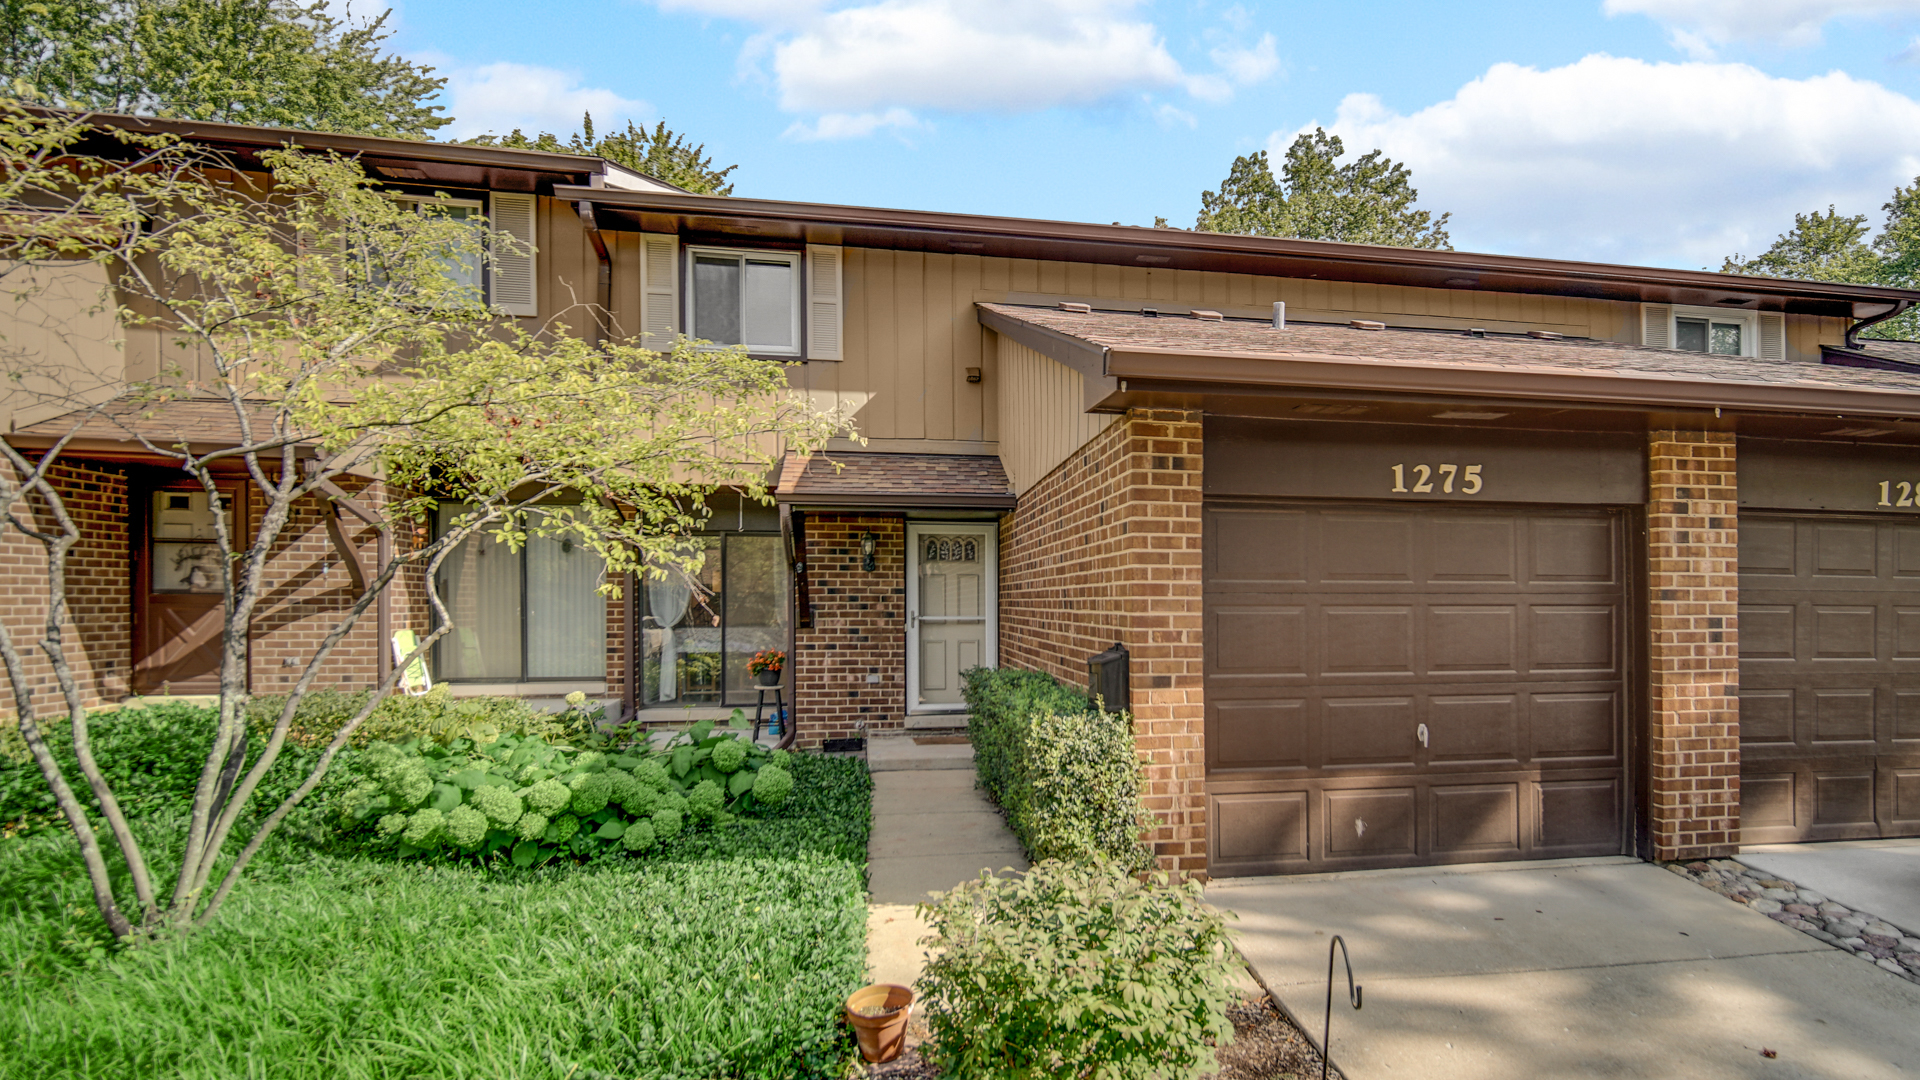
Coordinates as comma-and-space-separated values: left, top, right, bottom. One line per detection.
641, 533, 785, 707
434, 505, 607, 681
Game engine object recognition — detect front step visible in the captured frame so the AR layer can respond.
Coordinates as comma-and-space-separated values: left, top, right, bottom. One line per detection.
866, 733, 976, 772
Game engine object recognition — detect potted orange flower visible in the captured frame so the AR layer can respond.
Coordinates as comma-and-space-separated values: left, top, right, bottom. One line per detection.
748, 648, 785, 687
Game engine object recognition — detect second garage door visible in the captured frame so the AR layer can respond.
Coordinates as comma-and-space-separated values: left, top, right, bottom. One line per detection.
1204, 501, 1631, 876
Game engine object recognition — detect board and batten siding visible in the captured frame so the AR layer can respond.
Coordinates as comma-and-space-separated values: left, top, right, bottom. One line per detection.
997, 337, 1117, 495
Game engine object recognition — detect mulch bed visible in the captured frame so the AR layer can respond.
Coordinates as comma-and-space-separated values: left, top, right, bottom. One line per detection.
866, 993, 1333, 1079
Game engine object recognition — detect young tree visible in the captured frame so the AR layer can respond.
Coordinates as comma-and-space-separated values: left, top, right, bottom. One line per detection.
0, 0, 448, 138
465, 112, 738, 195
1194, 128, 1451, 250
1725, 187, 1920, 340
0, 104, 849, 938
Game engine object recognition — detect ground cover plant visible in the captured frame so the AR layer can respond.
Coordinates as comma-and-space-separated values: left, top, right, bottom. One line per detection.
916, 858, 1240, 1080
0, 736, 875, 1079
961, 667, 1155, 870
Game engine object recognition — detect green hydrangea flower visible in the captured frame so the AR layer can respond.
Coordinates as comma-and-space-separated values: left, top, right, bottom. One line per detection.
631, 758, 671, 792
651, 806, 683, 838
605, 768, 640, 805
445, 805, 489, 847
547, 813, 581, 844
572, 750, 605, 771
660, 790, 688, 815
710, 738, 747, 774
402, 807, 445, 846
752, 764, 794, 807
367, 743, 433, 808
516, 811, 550, 841
469, 784, 523, 828
767, 748, 791, 768
620, 784, 660, 817
568, 772, 613, 816
375, 813, 408, 839
526, 778, 571, 815
686, 779, 725, 823
621, 819, 657, 852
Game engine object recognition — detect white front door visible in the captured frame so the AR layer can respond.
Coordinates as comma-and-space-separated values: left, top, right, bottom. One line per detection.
907, 523, 997, 712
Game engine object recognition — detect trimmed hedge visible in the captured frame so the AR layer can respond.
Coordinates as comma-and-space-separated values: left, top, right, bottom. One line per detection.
961, 667, 1155, 871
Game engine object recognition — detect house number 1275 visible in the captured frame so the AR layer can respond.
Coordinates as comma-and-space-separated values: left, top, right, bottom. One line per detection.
1391, 463, 1484, 495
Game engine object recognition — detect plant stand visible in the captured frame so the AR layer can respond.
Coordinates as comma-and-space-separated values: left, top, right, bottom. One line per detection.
752, 684, 784, 742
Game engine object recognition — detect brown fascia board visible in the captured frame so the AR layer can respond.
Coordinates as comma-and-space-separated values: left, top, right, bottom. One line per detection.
553, 184, 1920, 315
1101, 344, 1920, 421
777, 492, 1017, 510
976, 305, 1115, 411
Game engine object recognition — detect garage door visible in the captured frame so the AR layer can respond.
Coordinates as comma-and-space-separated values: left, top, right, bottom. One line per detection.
1204, 501, 1631, 876
1738, 514, 1920, 843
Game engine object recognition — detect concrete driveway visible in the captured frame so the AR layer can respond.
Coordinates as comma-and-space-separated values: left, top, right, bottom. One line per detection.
1210, 857, 1920, 1080
1737, 839, 1920, 938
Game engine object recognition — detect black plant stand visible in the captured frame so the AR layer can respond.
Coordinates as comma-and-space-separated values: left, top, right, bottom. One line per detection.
752, 683, 784, 743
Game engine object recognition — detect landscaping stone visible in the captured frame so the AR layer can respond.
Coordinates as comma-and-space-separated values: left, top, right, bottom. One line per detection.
1665, 858, 1920, 988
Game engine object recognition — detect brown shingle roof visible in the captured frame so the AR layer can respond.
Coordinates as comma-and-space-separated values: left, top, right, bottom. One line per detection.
777, 451, 1014, 508
979, 303, 1920, 417
7, 399, 305, 458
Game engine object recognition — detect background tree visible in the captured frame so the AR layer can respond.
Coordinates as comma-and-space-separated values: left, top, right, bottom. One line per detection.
0, 104, 847, 938
465, 112, 737, 195
1193, 128, 1451, 249
1725, 185, 1920, 340
0, 0, 447, 138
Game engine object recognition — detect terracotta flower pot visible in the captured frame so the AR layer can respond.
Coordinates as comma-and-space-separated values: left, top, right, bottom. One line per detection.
845, 983, 914, 1064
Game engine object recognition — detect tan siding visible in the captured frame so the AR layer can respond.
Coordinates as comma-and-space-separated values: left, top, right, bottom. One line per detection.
0, 261, 123, 430
997, 337, 1117, 494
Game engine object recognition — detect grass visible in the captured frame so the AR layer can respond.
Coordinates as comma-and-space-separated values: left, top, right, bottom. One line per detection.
0, 726, 875, 1080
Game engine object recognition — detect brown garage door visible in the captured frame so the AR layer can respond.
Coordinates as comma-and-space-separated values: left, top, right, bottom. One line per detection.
1204, 501, 1631, 876
1738, 514, 1920, 843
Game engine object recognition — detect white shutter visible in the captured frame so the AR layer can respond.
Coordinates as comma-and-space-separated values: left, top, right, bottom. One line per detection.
806, 244, 843, 361
1758, 312, 1786, 360
488, 192, 538, 317
640, 233, 680, 351
1641, 304, 1673, 349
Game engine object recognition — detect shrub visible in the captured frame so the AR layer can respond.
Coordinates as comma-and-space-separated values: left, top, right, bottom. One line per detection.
244, 685, 599, 750
916, 859, 1239, 1080
334, 716, 789, 867
961, 667, 1155, 870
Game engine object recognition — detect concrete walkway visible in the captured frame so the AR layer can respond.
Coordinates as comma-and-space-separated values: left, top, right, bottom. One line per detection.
1738, 839, 1920, 938
864, 737, 1027, 989
1211, 857, 1920, 1080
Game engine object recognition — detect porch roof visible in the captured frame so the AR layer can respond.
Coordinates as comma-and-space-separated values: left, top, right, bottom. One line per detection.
976, 302, 1920, 422
6, 399, 310, 462
775, 451, 1015, 510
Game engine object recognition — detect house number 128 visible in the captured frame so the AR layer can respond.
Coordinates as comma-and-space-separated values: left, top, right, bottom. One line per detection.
1877, 481, 1920, 507
1391, 463, 1484, 495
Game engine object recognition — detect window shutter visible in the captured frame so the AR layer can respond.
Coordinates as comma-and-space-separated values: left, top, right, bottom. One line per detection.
641, 233, 680, 350
1758, 312, 1786, 360
1641, 304, 1672, 349
806, 244, 843, 361
488, 192, 539, 317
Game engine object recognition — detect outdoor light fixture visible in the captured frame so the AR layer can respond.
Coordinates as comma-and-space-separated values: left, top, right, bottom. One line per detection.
860, 532, 877, 572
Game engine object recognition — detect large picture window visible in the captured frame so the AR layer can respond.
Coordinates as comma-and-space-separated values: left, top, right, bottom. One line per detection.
434, 506, 607, 682
685, 247, 801, 356
642, 533, 786, 707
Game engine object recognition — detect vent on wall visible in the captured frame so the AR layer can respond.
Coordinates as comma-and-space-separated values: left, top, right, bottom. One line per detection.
1641, 304, 1673, 349
1758, 312, 1786, 360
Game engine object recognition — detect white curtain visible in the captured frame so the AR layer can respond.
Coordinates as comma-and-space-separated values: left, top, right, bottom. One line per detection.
647, 571, 693, 701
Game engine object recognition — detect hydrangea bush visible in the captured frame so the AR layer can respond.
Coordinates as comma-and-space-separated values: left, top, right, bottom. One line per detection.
338, 715, 795, 867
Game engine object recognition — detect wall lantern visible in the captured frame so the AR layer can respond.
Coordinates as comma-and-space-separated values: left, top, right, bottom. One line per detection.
860, 532, 877, 572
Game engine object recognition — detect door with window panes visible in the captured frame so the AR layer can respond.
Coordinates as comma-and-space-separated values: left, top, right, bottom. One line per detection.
908, 523, 997, 711
133, 483, 242, 694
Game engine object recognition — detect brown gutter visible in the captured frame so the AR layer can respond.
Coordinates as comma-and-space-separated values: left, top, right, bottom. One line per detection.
576, 199, 614, 345
1846, 300, 1914, 347
1102, 344, 1920, 420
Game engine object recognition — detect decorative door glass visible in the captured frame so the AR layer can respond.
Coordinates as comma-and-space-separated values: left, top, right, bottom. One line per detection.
914, 528, 992, 708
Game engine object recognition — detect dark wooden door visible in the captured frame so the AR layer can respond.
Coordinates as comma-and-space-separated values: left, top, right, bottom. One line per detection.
1204, 501, 1631, 876
1738, 514, 1920, 843
132, 482, 242, 695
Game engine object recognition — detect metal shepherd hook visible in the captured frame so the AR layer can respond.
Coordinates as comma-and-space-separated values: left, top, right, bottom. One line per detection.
1322, 934, 1363, 1080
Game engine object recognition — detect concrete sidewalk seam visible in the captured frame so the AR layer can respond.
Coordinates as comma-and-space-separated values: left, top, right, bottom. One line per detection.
1255, 946, 1835, 989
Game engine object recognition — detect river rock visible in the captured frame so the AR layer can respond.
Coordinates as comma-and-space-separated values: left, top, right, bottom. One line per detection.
1760, 888, 1798, 902
1879, 958, 1907, 975
1819, 903, 1853, 919
1784, 903, 1817, 917
1796, 890, 1826, 906
1751, 898, 1784, 914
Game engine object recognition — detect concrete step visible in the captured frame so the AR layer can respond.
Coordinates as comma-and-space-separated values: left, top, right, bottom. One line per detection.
866, 734, 975, 772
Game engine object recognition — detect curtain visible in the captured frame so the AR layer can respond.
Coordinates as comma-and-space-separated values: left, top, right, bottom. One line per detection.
526, 534, 605, 678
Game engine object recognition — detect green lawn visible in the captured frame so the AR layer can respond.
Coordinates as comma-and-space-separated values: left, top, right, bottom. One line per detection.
0, 741, 872, 1080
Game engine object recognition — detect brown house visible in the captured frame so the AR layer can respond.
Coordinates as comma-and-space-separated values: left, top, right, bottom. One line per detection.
7, 113, 1920, 878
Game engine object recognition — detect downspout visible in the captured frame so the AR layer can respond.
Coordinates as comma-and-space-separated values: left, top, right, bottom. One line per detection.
578, 191, 628, 718
1846, 300, 1913, 348
575, 197, 614, 347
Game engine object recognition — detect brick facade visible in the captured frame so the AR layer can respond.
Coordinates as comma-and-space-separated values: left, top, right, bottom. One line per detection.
0, 460, 132, 719
1645, 430, 1741, 860
793, 514, 906, 748
999, 408, 1207, 872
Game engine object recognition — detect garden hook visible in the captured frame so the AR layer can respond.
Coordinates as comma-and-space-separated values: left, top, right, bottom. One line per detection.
1323, 934, 1362, 1080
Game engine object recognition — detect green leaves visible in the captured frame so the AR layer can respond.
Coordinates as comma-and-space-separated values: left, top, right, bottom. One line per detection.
1194, 128, 1452, 250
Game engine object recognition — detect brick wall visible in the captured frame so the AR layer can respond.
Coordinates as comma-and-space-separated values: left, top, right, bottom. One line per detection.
999, 408, 1207, 872
0, 460, 131, 719
1646, 430, 1741, 861
793, 514, 905, 747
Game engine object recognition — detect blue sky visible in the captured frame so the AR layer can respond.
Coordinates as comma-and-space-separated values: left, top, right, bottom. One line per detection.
379, 0, 1920, 270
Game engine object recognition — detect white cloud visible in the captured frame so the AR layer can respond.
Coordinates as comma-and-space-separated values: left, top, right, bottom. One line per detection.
1605, 0, 1920, 49
1285, 54, 1920, 267
782, 108, 927, 141
438, 62, 650, 141
1212, 32, 1279, 85
1153, 101, 1199, 128
655, 0, 828, 24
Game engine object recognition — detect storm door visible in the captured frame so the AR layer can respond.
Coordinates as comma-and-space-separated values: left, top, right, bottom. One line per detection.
133, 482, 243, 694
907, 523, 998, 713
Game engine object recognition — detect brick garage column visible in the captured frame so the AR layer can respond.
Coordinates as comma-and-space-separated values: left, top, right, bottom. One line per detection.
793, 515, 905, 748
1646, 430, 1740, 861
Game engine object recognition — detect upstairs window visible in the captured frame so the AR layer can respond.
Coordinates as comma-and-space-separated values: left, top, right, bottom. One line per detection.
686, 247, 801, 356
1676, 315, 1743, 356
391, 196, 484, 298
1642, 304, 1783, 359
